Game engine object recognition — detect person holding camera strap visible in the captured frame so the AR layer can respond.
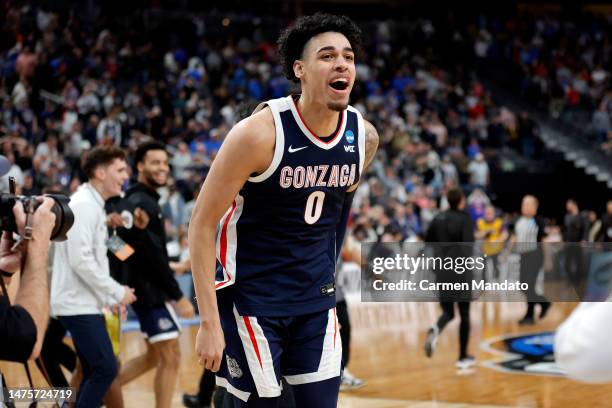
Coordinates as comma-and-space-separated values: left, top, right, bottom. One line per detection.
0, 197, 56, 404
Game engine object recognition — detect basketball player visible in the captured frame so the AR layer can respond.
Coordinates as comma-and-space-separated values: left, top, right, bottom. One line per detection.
117, 141, 195, 408
189, 13, 378, 407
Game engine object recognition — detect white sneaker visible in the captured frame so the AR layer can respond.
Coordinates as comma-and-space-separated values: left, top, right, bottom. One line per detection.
455, 356, 476, 369
424, 327, 438, 358
340, 369, 365, 391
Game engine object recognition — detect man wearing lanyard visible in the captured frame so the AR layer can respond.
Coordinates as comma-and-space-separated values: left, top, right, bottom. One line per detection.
51, 146, 137, 407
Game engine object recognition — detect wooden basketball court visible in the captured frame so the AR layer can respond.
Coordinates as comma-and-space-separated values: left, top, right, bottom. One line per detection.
3, 301, 612, 407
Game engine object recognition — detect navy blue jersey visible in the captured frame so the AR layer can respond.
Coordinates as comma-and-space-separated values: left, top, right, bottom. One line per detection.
215, 95, 365, 317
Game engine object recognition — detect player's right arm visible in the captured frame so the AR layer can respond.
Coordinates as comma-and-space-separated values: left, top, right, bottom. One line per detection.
188, 107, 275, 372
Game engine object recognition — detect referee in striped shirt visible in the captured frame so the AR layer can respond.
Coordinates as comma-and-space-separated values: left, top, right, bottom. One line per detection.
508, 195, 551, 325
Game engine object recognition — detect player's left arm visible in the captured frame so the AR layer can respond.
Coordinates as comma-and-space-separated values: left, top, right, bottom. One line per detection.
336, 120, 379, 259
347, 119, 379, 194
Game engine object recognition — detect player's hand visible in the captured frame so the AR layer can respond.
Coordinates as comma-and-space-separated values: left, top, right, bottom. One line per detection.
106, 212, 124, 228
110, 303, 128, 321
133, 208, 150, 229
196, 321, 225, 372
175, 296, 195, 318
121, 285, 137, 305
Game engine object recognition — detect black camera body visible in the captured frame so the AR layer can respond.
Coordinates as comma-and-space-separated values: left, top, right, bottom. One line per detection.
0, 194, 74, 241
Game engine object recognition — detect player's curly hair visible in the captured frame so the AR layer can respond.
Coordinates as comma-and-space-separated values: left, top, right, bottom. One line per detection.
277, 13, 363, 83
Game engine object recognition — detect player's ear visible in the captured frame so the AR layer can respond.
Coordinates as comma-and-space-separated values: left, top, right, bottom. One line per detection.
293, 60, 304, 80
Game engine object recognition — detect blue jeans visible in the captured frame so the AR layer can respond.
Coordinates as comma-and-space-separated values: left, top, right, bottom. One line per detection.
59, 314, 117, 408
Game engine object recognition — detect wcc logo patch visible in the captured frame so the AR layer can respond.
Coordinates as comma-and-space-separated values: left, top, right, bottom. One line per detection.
344, 130, 355, 152
481, 332, 564, 377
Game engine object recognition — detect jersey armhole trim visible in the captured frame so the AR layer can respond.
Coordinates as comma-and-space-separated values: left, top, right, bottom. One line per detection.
351, 107, 366, 175
248, 101, 285, 183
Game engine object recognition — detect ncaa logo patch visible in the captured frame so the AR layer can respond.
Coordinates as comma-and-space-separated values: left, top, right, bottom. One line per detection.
344, 130, 355, 144
480, 332, 564, 377
226, 355, 243, 379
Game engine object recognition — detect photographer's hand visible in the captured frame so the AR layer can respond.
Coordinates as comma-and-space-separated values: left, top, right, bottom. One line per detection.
11, 197, 56, 359
12, 197, 56, 243
0, 232, 23, 279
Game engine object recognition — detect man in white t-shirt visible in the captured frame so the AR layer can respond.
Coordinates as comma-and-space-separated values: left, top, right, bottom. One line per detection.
467, 153, 489, 188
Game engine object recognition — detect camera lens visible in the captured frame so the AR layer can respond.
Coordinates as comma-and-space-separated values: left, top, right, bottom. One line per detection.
44, 194, 75, 241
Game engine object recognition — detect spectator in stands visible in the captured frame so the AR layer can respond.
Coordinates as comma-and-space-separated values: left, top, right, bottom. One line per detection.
97, 105, 123, 146
467, 153, 489, 190
601, 200, 612, 242
476, 205, 507, 280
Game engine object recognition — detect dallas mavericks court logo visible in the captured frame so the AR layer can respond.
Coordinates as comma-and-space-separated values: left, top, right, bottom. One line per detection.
226, 356, 243, 379
481, 332, 564, 377
344, 130, 355, 144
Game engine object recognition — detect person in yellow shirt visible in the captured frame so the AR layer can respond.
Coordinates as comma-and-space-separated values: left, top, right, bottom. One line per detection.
476, 205, 507, 280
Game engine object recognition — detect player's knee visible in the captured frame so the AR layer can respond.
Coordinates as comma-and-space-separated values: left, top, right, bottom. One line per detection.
158, 340, 181, 369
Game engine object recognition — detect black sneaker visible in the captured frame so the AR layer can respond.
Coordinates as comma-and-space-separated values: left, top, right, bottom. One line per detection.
518, 316, 535, 326
183, 393, 208, 408
424, 327, 438, 358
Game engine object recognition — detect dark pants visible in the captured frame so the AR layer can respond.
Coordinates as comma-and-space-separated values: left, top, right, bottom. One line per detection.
37, 318, 77, 387
336, 300, 351, 367
485, 252, 501, 281
59, 314, 117, 408
565, 246, 585, 297
196, 369, 216, 406
436, 302, 471, 360
519, 250, 549, 319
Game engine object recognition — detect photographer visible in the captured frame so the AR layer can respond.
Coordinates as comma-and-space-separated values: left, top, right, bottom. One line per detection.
0, 197, 56, 361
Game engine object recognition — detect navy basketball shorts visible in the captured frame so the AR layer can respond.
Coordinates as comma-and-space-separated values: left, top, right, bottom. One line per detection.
132, 302, 182, 343
215, 299, 342, 402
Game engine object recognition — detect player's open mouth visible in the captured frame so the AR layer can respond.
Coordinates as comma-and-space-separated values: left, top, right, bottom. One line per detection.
329, 79, 349, 91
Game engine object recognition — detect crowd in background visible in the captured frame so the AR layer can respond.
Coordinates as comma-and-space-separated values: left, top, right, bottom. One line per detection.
466, 12, 611, 153
1, 3, 611, 298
